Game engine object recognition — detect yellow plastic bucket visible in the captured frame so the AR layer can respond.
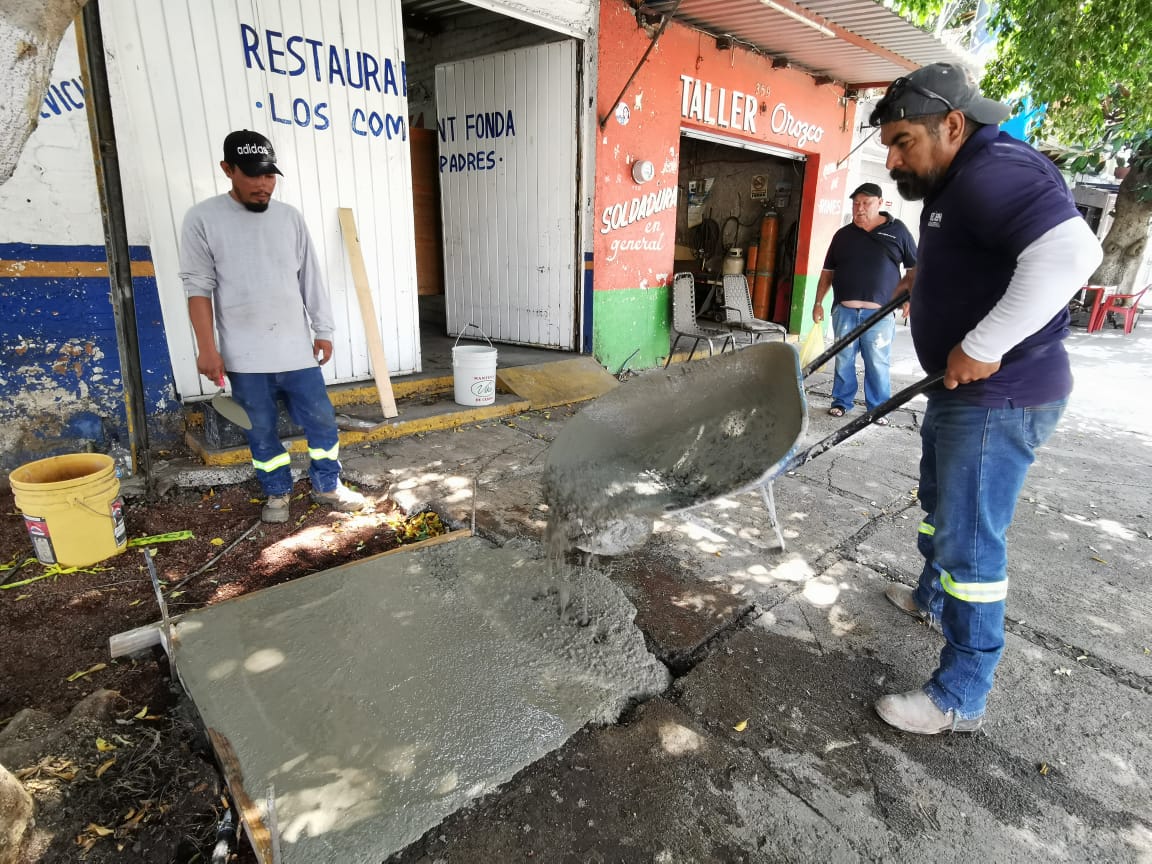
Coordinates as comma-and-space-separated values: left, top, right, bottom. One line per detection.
10, 453, 128, 567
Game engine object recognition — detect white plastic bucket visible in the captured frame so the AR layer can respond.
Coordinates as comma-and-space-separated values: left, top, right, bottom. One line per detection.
452, 325, 498, 406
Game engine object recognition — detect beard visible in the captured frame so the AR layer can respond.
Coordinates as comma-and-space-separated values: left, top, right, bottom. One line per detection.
890, 168, 942, 201
242, 201, 270, 213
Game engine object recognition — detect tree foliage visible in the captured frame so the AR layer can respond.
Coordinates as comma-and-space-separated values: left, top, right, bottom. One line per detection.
891, 0, 1152, 151
889, 0, 1152, 287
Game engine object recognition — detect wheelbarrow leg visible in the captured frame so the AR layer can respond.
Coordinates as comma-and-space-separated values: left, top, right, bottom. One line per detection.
759, 481, 785, 551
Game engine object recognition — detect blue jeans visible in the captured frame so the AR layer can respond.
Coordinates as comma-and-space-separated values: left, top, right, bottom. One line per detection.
830, 306, 896, 412
912, 394, 1066, 719
227, 367, 342, 497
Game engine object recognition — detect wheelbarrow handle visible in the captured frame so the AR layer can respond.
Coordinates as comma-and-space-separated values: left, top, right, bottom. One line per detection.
801, 290, 910, 378
783, 370, 946, 473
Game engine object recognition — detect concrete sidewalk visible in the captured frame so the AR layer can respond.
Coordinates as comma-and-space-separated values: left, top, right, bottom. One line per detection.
329, 318, 1152, 863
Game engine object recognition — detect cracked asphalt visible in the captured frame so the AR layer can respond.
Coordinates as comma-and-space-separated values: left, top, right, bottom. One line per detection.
340, 320, 1150, 862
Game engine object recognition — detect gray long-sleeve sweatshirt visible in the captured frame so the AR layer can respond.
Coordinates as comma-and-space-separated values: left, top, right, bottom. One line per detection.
179, 193, 334, 373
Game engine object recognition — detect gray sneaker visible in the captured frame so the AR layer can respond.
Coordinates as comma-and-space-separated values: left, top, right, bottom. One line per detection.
262, 494, 291, 524
875, 689, 983, 734
884, 583, 941, 633
311, 482, 368, 512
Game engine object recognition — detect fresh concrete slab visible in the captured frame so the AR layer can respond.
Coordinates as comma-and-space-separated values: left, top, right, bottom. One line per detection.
172, 536, 669, 863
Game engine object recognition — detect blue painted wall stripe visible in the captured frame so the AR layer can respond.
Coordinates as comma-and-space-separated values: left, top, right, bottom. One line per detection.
0, 243, 153, 262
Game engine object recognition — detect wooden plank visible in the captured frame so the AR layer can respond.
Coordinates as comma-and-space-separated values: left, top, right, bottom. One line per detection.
109, 615, 182, 659
339, 207, 399, 419
208, 729, 275, 864
409, 128, 445, 296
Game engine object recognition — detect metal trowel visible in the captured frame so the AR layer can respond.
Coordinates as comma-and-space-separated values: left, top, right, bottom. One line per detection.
210, 374, 252, 429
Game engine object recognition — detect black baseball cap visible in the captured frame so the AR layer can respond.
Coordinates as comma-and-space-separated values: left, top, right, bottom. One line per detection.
869, 63, 1010, 127
222, 130, 283, 176
850, 182, 884, 199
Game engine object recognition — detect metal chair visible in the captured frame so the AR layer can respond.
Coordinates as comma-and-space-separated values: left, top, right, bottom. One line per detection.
665, 272, 737, 368
1088, 285, 1147, 334
721, 274, 788, 345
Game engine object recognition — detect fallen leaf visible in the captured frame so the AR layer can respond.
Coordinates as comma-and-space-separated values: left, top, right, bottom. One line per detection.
66, 662, 107, 682
169, 591, 184, 599
96, 738, 117, 752
134, 706, 148, 719
86, 823, 114, 837
95, 758, 116, 778
1090, 556, 1108, 565
733, 719, 748, 732
1039, 763, 1050, 776
209, 538, 224, 546
14, 594, 30, 601
128, 599, 142, 607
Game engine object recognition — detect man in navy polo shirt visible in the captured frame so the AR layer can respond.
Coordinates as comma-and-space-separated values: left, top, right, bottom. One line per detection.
813, 182, 917, 421
868, 64, 1102, 734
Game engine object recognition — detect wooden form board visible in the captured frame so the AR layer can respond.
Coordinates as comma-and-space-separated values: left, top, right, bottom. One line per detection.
209, 729, 276, 864
339, 208, 399, 419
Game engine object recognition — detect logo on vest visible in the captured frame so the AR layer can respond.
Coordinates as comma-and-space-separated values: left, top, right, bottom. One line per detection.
927, 212, 943, 228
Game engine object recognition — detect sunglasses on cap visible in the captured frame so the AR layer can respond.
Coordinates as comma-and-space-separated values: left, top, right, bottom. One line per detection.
870, 76, 957, 124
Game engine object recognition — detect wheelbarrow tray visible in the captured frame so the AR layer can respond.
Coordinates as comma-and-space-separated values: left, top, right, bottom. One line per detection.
544, 341, 808, 537
544, 293, 943, 553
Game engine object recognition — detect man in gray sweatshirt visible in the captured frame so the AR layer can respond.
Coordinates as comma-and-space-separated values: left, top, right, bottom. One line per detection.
179, 130, 366, 523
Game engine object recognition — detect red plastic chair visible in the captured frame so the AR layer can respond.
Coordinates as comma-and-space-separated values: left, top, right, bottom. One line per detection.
1089, 286, 1148, 334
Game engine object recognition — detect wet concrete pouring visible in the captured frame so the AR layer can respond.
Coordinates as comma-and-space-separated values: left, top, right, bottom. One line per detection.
2, 322, 1151, 862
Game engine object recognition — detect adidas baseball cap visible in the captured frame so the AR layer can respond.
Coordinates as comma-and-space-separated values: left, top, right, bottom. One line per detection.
870, 63, 1010, 127
222, 130, 283, 176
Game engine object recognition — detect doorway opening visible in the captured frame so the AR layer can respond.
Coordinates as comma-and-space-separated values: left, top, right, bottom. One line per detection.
674, 131, 806, 329
401, 1, 585, 377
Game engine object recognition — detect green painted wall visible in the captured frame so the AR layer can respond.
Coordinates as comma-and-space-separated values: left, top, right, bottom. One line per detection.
592, 286, 671, 373
790, 272, 823, 337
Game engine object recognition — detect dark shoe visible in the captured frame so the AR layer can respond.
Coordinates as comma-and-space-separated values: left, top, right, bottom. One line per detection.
875, 689, 983, 734
261, 494, 291, 524
884, 584, 941, 633
312, 482, 368, 512
828, 406, 846, 417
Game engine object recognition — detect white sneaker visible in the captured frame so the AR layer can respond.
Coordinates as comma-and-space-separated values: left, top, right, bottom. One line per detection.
311, 482, 368, 512
875, 689, 983, 734
884, 584, 941, 633
261, 494, 291, 524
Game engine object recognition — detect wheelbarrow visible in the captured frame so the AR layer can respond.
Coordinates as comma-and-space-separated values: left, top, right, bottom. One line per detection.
544, 292, 943, 555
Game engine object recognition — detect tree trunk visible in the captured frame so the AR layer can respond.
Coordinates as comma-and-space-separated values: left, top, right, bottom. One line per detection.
1089, 148, 1152, 291
0, 0, 89, 186
0, 762, 33, 864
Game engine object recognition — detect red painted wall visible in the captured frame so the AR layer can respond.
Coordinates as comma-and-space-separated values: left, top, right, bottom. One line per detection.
594, 0, 858, 295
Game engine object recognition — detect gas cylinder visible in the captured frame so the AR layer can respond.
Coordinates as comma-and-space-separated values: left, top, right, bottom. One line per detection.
721, 248, 745, 276
752, 212, 778, 319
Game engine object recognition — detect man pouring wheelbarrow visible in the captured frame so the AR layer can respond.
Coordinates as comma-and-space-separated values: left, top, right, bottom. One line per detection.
868, 64, 1102, 733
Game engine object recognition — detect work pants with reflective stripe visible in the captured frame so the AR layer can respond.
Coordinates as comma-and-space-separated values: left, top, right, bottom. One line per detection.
913, 393, 1066, 720
227, 367, 342, 497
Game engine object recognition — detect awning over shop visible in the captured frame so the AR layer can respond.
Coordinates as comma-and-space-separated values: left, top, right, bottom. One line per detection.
647, 0, 971, 89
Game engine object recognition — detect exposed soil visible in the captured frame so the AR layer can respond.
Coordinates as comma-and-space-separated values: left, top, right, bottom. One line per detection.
0, 476, 437, 863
